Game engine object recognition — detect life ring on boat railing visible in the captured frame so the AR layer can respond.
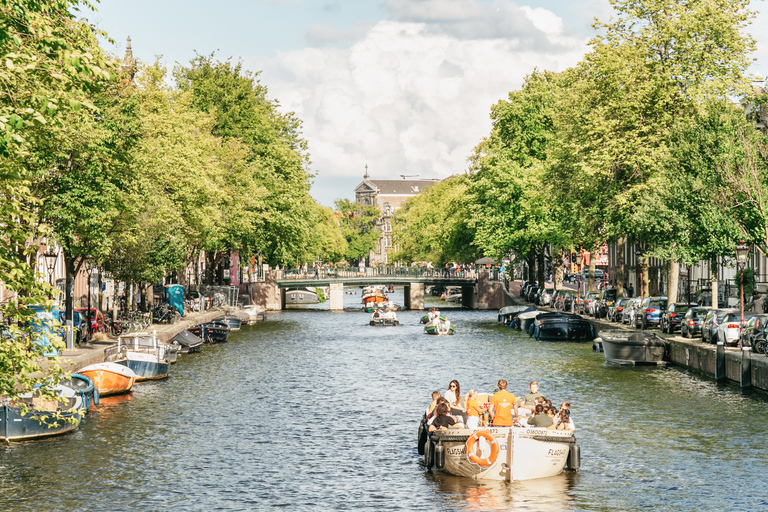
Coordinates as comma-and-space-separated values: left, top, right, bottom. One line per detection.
465, 430, 500, 466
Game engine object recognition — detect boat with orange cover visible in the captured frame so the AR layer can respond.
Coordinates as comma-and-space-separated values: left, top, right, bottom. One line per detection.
77, 362, 136, 396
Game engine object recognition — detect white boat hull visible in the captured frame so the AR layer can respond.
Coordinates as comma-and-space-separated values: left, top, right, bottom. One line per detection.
427, 426, 575, 481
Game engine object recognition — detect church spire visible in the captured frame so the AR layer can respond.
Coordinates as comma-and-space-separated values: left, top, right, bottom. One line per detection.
364, 164, 369, 180
122, 36, 136, 81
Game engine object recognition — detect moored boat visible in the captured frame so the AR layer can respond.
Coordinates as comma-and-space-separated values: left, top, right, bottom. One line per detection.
171, 330, 204, 353
190, 320, 230, 343
498, 305, 534, 325
532, 312, 596, 342
285, 288, 319, 304
222, 315, 242, 331
78, 362, 136, 396
62, 374, 99, 410
515, 309, 542, 332
0, 383, 84, 441
598, 330, 669, 365
111, 332, 171, 381
419, 421, 579, 481
241, 305, 267, 323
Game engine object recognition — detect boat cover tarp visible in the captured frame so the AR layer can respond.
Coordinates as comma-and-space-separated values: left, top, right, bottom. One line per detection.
171, 330, 204, 348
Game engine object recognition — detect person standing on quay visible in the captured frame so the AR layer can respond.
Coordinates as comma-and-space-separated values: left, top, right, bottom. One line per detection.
490, 379, 518, 426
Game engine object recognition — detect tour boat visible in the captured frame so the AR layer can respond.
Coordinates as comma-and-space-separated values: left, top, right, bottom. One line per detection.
532, 312, 596, 342
362, 286, 388, 308
190, 320, 230, 343
111, 332, 171, 381
0, 383, 84, 441
418, 421, 579, 481
598, 330, 669, 365
425, 319, 455, 335
78, 362, 136, 396
171, 330, 204, 353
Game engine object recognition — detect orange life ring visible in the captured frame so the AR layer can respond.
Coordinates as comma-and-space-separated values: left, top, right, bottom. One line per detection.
465, 430, 500, 466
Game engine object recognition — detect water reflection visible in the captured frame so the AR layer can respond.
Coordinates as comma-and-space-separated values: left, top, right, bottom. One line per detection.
429, 471, 577, 511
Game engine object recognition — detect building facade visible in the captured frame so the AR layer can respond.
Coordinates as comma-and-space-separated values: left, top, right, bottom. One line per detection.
354, 167, 439, 264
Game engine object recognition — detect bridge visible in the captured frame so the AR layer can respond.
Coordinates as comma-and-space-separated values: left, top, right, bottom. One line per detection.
246, 266, 509, 311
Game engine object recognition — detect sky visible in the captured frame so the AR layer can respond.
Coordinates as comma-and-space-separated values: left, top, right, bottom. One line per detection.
87, 0, 768, 207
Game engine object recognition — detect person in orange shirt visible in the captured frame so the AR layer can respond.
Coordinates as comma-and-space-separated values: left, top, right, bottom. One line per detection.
490, 379, 518, 426
464, 389, 487, 428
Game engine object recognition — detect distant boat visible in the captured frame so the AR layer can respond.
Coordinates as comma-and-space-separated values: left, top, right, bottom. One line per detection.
171, 330, 204, 353
241, 305, 266, 323
0, 382, 84, 441
111, 332, 171, 381
222, 315, 243, 331
78, 362, 136, 396
190, 320, 230, 343
425, 319, 455, 335
598, 331, 669, 365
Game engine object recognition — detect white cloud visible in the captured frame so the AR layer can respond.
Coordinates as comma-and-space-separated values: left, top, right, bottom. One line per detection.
247, 2, 588, 203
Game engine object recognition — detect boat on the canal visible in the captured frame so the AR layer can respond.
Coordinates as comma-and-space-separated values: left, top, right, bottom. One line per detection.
418, 418, 579, 481
362, 286, 388, 309
0, 382, 84, 441
241, 304, 267, 323
370, 311, 399, 326
78, 362, 136, 396
111, 332, 171, 381
222, 314, 243, 332
171, 329, 204, 353
498, 305, 534, 326
598, 330, 669, 365
62, 374, 99, 410
190, 319, 230, 343
421, 314, 447, 324
532, 312, 596, 342
425, 319, 455, 335
515, 309, 542, 332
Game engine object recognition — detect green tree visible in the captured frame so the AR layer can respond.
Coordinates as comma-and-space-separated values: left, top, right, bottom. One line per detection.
334, 199, 380, 263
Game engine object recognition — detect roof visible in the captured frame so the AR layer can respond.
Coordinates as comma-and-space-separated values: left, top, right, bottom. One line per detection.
355, 179, 440, 196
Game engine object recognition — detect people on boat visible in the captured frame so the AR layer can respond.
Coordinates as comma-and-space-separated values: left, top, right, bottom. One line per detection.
517, 381, 544, 415
371, 309, 381, 319
465, 389, 486, 428
444, 380, 468, 424
425, 391, 440, 416
428, 403, 459, 431
554, 409, 575, 431
526, 404, 554, 428
490, 379, 518, 426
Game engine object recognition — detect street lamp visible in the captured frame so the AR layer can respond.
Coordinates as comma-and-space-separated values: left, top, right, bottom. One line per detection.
43, 249, 58, 287
735, 242, 751, 329
84, 256, 98, 342
575, 252, 584, 313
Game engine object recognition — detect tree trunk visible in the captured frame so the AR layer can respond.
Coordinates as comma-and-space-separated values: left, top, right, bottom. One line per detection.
64, 254, 76, 326
537, 246, 546, 286
667, 260, 679, 304
710, 257, 719, 309
527, 253, 535, 281
616, 237, 626, 297
553, 249, 564, 291
642, 257, 650, 300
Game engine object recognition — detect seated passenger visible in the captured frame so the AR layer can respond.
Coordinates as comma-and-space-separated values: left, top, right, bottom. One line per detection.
555, 409, 575, 431
372, 309, 381, 319
526, 404, 554, 428
427, 397, 450, 422
444, 380, 468, 424
465, 389, 486, 428
425, 390, 440, 417
517, 381, 544, 415
429, 403, 459, 431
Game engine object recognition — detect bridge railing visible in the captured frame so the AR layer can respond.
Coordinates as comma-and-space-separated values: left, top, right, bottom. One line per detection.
280, 266, 479, 280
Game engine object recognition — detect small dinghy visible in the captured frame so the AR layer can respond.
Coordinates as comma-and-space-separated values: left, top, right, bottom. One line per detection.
62, 374, 99, 410
0, 383, 84, 441
190, 320, 230, 343
532, 312, 596, 342
598, 330, 669, 365
425, 319, 455, 335
241, 305, 267, 323
222, 315, 242, 332
78, 362, 136, 396
171, 330, 204, 353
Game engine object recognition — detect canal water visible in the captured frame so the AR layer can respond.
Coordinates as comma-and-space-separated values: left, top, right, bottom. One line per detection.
2, 291, 768, 511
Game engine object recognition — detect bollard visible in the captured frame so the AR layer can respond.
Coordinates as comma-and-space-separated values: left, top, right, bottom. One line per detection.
716, 341, 726, 381
740, 345, 751, 388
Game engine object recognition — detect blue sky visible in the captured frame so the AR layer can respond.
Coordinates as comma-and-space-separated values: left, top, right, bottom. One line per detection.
88, 0, 768, 207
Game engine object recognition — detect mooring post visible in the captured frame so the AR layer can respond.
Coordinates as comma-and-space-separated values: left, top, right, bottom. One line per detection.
740, 345, 751, 388
716, 340, 725, 381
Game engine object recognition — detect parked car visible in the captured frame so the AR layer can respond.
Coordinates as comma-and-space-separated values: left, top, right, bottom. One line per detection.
553, 290, 568, 311
660, 302, 698, 334
584, 292, 600, 316
622, 298, 642, 325
716, 313, 754, 346
700, 309, 736, 344
75, 307, 106, 334
596, 288, 618, 319
680, 307, 712, 338
635, 297, 668, 330
536, 288, 554, 306
607, 298, 629, 322
525, 285, 539, 303
520, 281, 530, 297
739, 314, 768, 353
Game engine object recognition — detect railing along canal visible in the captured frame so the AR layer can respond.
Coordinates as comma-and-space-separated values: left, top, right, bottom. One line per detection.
280, 266, 501, 281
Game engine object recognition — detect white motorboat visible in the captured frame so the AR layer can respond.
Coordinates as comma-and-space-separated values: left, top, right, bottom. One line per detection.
418, 422, 579, 481
241, 305, 267, 323
110, 332, 171, 381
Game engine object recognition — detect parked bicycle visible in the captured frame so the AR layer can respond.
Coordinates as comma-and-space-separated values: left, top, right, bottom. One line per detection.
152, 302, 181, 324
